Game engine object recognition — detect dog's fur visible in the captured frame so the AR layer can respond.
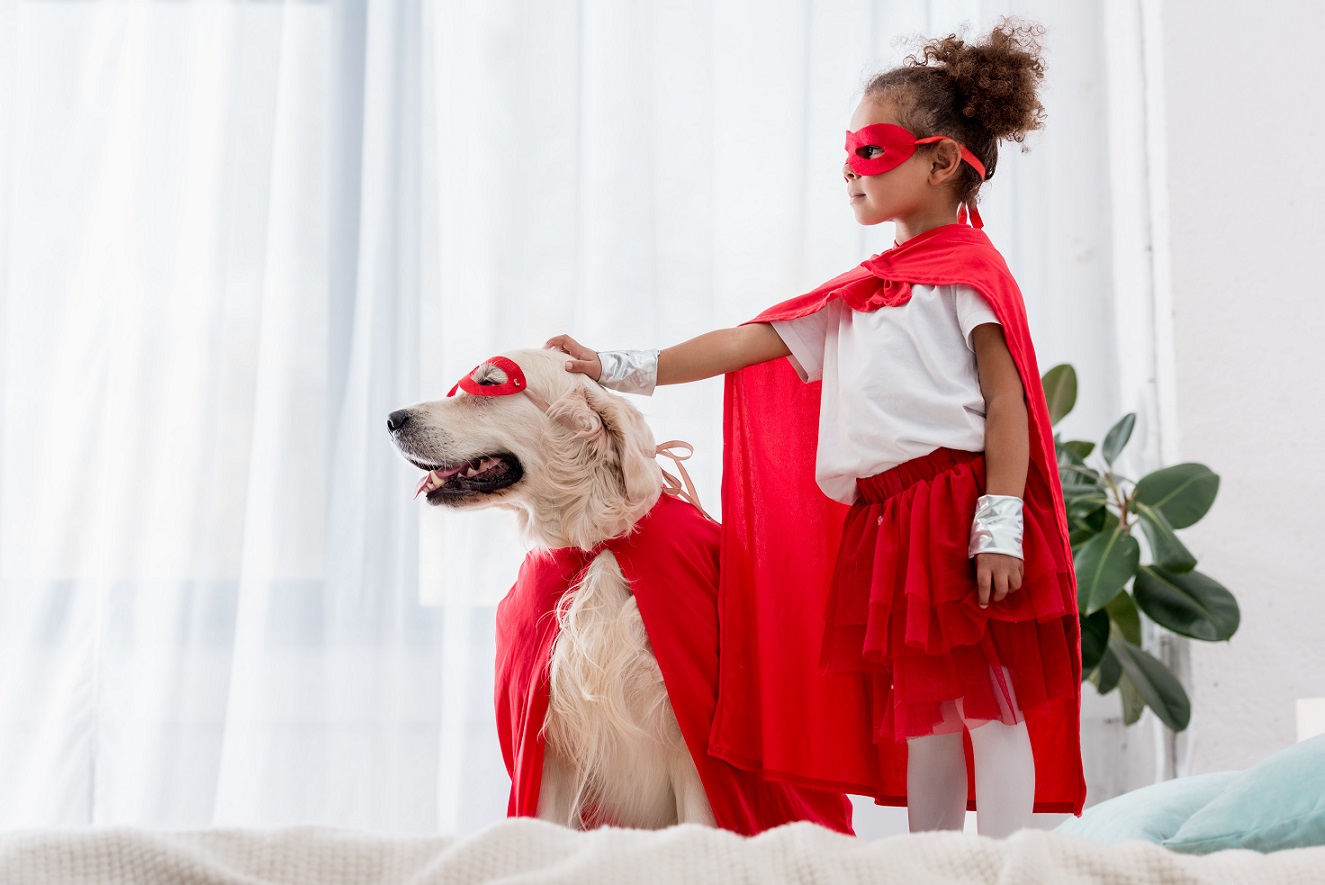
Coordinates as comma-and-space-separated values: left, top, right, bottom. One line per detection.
388, 348, 714, 829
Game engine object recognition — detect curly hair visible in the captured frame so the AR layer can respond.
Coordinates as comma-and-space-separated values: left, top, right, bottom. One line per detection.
864, 18, 1047, 205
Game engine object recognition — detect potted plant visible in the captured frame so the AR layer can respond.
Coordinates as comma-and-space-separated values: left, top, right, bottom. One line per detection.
1042, 364, 1239, 731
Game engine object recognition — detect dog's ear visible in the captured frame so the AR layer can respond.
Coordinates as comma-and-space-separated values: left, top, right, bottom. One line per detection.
546, 384, 659, 506
590, 386, 660, 507
545, 387, 609, 453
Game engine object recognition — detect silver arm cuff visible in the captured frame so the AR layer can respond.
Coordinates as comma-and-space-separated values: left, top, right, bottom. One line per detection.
597, 349, 660, 396
969, 494, 1024, 559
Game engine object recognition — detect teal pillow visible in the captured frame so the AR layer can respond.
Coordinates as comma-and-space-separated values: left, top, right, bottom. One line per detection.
1165, 734, 1325, 854
1054, 771, 1238, 844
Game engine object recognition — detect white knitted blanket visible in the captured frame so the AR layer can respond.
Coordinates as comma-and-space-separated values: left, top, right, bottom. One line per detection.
0, 818, 1320, 885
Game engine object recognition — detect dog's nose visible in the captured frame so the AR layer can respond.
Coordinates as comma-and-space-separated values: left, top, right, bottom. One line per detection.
386, 409, 412, 432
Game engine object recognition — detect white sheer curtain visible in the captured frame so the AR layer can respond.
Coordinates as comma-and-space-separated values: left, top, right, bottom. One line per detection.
0, 0, 1127, 834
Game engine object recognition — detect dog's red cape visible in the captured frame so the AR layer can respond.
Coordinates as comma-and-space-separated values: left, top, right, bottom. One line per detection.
709, 223, 1087, 814
494, 492, 854, 835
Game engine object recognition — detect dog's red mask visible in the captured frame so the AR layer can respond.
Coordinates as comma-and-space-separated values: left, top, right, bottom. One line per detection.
447, 354, 556, 416
448, 355, 532, 400
844, 123, 987, 180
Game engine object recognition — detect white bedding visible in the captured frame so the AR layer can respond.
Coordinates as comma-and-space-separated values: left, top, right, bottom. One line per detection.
1, 818, 1321, 885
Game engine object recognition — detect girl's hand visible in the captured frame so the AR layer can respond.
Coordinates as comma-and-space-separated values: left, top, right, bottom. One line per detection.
545, 334, 602, 381
975, 552, 1024, 608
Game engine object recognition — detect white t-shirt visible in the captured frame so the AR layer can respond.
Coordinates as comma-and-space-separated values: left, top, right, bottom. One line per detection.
771, 283, 1000, 504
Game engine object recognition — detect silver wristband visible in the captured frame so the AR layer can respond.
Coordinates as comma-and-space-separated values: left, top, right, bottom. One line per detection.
969, 494, 1024, 560
597, 349, 660, 396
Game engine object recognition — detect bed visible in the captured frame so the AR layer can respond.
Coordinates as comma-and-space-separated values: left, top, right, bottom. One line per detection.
1, 819, 1323, 885
6, 732, 1322, 883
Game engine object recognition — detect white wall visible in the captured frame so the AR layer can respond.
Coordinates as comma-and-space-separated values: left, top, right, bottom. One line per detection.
1160, 0, 1325, 772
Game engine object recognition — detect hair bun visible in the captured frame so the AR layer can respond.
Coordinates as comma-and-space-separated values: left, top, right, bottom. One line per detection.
911, 18, 1046, 144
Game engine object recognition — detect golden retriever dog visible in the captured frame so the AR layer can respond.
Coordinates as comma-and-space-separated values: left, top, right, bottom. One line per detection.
386, 348, 715, 829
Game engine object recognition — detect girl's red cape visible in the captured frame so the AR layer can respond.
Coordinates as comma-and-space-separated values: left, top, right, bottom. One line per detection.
709, 224, 1087, 813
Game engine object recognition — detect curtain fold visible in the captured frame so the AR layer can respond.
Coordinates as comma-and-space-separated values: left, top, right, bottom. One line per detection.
0, 0, 1123, 833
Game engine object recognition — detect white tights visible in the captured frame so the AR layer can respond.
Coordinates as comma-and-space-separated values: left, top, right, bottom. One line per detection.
905, 716, 1036, 838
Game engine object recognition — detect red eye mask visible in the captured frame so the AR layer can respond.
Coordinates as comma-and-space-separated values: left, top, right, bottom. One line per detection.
449, 355, 525, 398
448, 355, 554, 412
844, 123, 987, 180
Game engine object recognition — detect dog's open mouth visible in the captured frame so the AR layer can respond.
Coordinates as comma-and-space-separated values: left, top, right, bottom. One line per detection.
412, 453, 523, 501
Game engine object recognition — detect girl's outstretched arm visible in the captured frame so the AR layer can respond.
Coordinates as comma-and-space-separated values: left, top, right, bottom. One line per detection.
546, 324, 789, 386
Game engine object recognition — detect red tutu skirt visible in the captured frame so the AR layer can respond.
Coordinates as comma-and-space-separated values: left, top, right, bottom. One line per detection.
821, 447, 1079, 745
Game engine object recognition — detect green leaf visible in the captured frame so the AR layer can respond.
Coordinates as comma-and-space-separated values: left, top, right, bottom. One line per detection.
1134, 463, 1220, 529
1060, 462, 1104, 490
1135, 502, 1198, 573
1088, 507, 1120, 533
1105, 592, 1143, 645
1042, 365, 1077, 426
1067, 494, 1107, 524
1101, 413, 1137, 465
1070, 506, 1119, 551
1062, 440, 1095, 460
1057, 441, 1098, 481
1133, 566, 1240, 642
1080, 610, 1110, 672
1074, 526, 1141, 615
1093, 647, 1122, 694
1119, 673, 1146, 725
1058, 445, 1085, 470
1109, 637, 1191, 731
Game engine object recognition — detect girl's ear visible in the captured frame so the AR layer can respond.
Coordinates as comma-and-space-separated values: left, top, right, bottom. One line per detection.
928, 139, 965, 184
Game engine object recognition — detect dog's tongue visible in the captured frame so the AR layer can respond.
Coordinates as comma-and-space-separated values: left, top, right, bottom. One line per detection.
414, 464, 465, 498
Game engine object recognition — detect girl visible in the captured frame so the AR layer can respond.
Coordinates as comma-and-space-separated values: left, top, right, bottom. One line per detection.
547, 20, 1084, 837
